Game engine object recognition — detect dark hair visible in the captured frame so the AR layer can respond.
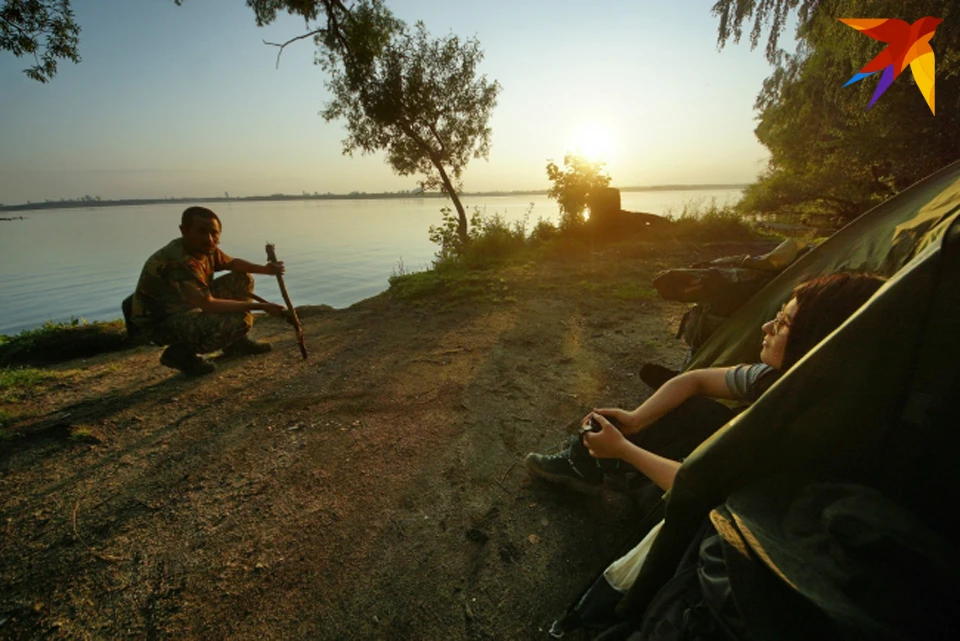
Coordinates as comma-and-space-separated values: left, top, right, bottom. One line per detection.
181, 206, 221, 230
782, 272, 886, 371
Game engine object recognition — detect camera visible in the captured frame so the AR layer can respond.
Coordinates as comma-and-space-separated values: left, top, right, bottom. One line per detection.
579, 415, 603, 435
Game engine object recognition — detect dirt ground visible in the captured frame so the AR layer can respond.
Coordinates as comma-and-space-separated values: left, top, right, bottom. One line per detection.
0, 237, 775, 640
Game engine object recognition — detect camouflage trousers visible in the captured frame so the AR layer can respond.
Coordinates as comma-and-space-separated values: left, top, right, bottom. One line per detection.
148, 272, 255, 354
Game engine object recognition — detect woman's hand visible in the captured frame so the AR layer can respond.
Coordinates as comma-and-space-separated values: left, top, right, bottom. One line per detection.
583, 413, 632, 460
266, 261, 286, 276
582, 407, 638, 433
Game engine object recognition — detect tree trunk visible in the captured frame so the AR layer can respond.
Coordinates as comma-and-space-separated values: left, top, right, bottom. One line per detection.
435, 163, 469, 247
449, 191, 468, 247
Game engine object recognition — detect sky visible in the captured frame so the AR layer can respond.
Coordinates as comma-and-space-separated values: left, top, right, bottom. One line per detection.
0, 0, 784, 205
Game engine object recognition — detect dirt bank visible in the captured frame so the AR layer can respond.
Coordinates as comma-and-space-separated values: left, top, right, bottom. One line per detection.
0, 238, 775, 639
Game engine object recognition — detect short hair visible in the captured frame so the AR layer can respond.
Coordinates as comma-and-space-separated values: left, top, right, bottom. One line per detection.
782, 272, 887, 371
181, 206, 221, 230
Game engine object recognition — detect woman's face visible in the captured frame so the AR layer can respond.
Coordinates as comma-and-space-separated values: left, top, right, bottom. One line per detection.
760, 297, 798, 370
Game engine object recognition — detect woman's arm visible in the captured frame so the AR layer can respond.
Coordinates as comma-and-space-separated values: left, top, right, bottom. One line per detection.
595, 368, 736, 435
583, 414, 681, 491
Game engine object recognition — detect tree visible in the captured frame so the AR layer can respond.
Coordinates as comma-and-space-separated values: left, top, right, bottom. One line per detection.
320, 20, 501, 246
545, 153, 611, 230
714, 0, 960, 225
2, 1, 392, 82
1, 0, 81, 82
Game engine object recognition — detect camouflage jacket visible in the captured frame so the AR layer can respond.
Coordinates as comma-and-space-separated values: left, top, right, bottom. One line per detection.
131, 238, 233, 327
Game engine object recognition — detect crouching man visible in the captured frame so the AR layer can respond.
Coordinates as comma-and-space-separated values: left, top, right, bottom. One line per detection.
129, 206, 286, 376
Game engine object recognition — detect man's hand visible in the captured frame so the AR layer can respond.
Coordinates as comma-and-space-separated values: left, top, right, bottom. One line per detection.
266, 261, 285, 276
260, 302, 286, 317
583, 414, 631, 460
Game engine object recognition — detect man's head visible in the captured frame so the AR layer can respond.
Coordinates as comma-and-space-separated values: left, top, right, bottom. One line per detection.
179, 206, 222, 255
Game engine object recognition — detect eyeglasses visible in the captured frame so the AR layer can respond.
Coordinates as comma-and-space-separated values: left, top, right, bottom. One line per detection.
772, 306, 794, 334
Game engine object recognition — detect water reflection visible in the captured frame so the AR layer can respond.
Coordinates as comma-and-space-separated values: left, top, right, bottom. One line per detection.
0, 190, 741, 334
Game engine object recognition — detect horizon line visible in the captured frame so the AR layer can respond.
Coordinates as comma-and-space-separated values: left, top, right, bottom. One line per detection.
1, 183, 750, 212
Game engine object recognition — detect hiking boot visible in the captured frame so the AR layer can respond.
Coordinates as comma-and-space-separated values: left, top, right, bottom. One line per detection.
221, 336, 272, 358
524, 448, 604, 494
160, 345, 216, 376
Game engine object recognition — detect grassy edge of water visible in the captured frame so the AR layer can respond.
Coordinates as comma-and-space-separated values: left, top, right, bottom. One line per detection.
0, 318, 129, 368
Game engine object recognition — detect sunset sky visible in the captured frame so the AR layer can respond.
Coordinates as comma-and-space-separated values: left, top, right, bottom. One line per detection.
0, 0, 785, 204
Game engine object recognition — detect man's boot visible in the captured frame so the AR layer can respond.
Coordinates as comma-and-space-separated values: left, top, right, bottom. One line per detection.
160, 344, 216, 376
221, 336, 272, 358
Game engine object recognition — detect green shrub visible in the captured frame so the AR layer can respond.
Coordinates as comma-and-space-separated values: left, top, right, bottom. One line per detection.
667, 199, 759, 242
0, 318, 128, 366
529, 218, 559, 244
461, 212, 527, 269
428, 205, 532, 269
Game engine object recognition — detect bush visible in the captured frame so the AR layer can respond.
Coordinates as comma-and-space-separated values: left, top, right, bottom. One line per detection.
0, 318, 128, 366
428, 205, 531, 269
667, 199, 759, 242
529, 218, 559, 244
461, 212, 527, 269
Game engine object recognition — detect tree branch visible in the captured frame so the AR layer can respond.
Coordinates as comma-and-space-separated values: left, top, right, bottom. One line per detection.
427, 120, 446, 156
263, 29, 324, 69
261, 0, 357, 69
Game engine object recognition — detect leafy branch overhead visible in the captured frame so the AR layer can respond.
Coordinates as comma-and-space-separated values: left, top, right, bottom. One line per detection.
715, 0, 960, 225
1, 0, 394, 82
1, 0, 81, 82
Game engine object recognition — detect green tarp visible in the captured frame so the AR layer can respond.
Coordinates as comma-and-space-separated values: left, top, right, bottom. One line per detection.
619, 159, 960, 632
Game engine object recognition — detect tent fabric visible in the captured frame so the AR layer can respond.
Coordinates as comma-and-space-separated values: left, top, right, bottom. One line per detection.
716, 479, 960, 641
617, 159, 960, 625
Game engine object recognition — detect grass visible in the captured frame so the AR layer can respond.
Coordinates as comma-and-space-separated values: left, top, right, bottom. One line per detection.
0, 318, 129, 367
388, 265, 513, 307
609, 282, 657, 301
391, 201, 768, 305
0, 366, 53, 393
666, 199, 764, 243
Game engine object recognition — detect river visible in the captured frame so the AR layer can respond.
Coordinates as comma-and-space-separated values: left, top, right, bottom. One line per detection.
0, 189, 742, 335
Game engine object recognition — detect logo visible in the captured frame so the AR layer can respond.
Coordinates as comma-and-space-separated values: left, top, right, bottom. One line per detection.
840, 17, 942, 115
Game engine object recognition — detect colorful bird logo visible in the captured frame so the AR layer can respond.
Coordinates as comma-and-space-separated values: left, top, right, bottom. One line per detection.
840, 17, 942, 115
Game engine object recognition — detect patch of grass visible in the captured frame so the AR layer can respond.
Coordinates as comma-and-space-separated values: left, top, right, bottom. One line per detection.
0, 366, 51, 392
665, 199, 761, 243
609, 283, 656, 301
69, 425, 102, 443
388, 265, 510, 307
0, 367, 71, 404
0, 318, 128, 367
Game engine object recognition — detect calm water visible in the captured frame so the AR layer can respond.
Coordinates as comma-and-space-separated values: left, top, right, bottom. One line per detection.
0, 189, 741, 335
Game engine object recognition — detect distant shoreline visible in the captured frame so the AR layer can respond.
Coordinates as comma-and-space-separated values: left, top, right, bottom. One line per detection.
0, 184, 748, 213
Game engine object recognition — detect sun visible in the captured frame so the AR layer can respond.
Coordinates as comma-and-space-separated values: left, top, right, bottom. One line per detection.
571, 124, 613, 162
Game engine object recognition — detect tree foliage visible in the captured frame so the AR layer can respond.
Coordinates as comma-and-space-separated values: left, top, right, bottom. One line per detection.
545, 153, 611, 229
1, 0, 392, 82
320, 20, 501, 245
716, 0, 960, 225
1, 0, 80, 82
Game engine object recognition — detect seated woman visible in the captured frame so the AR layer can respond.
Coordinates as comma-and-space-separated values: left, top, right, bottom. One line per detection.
525, 272, 887, 494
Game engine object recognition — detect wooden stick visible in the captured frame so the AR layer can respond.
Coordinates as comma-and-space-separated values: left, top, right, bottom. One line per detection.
266, 243, 308, 359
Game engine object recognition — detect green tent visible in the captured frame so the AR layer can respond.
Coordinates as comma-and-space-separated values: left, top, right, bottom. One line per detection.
618, 159, 960, 633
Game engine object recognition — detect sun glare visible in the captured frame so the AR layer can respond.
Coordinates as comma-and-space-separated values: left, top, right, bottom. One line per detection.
571, 124, 613, 162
